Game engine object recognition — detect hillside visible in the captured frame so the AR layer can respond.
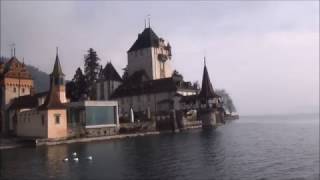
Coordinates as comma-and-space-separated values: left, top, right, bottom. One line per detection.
25, 66, 50, 92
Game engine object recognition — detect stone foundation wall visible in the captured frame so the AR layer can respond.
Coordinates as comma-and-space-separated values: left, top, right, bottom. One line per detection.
119, 122, 156, 133
85, 126, 118, 137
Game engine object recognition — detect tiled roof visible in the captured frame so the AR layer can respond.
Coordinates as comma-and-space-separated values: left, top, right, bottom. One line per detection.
99, 62, 122, 82
38, 90, 66, 110
1, 56, 32, 80
8, 92, 47, 110
110, 73, 197, 98
128, 28, 160, 52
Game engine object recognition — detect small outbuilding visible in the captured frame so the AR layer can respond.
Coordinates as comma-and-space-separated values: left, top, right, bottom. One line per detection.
67, 100, 119, 137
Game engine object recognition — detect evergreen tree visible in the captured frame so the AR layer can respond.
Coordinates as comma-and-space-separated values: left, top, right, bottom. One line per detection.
66, 81, 77, 101
215, 89, 237, 114
84, 48, 100, 100
72, 67, 87, 101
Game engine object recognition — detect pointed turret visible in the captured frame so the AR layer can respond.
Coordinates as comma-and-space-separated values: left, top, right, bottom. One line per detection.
39, 48, 67, 109
51, 48, 65, 77
100, 62, 122, 82
198, 58, 216, 99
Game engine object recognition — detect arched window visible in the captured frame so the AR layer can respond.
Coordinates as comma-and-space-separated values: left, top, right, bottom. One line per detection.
13, 87, 17, 93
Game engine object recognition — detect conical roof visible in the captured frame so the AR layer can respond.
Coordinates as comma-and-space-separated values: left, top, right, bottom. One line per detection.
198, 62, 216, 99
38, 51, 65, 110
51, 52, 64, 77
38, 89, 66, 110
128, 27, 160, 52
101, 62, 122, 82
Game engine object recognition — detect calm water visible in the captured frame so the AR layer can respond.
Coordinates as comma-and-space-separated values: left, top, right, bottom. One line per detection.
1, 114, 319, 180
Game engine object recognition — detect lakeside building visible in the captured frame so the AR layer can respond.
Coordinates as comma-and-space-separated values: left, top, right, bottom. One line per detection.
0, 55, 34, 134
0, 25, 225, 137
68, 101, 119, 137
96, 27, 198, 121
0, 50, 119, 138
96, 26, 224, 126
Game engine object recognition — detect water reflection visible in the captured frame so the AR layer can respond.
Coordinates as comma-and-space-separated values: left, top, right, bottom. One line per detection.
0, 115, 319, 180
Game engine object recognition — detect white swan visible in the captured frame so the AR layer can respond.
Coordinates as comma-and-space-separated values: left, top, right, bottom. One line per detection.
63, 158, 69, 162
73, 157, 79, 162
87, 156, 93, 160
72, 152, 77, 157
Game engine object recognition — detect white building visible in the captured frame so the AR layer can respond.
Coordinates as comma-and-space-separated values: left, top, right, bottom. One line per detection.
96, 27, 198, 120
127, 27, 173, 80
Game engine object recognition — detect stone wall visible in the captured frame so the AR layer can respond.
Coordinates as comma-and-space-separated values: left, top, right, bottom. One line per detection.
119, 122, 156, 134
85, 126, 118, 137
17, 109, 47, 138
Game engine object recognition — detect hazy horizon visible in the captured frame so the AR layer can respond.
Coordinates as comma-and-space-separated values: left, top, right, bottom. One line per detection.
1, 1, 319, 116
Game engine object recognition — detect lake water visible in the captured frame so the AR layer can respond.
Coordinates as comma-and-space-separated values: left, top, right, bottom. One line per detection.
1, 114, 319, 180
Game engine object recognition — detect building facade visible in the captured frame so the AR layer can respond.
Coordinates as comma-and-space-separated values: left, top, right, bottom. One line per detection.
96, 62, 123, 100
127, 27, 173, 80
0, 56, 34, 134
68, 101, 119, 137
96, 27, 198, 121
16, 50, 68, 138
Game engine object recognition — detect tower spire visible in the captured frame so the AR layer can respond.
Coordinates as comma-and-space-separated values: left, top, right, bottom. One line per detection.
199, 57, 215, 99
52, 47, 64, 76
144, 18, 146, 28
9, 43, 16, 57
147, 14, 151, 28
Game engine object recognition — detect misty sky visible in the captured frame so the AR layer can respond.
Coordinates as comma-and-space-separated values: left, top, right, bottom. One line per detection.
1, 1, 319, 115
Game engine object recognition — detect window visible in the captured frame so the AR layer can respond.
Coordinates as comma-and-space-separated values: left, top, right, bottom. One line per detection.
22, 88, 25, 93
55, 114, 61, 124
160, 62, 164, 70
13, 87, 17, 93
41, 115, 45, 126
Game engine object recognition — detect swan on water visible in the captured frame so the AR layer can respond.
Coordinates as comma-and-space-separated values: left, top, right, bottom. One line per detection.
72, 152, 77, 157
73, 157, 79, 162
63, 158, 69, 162
87, 156, 93, 160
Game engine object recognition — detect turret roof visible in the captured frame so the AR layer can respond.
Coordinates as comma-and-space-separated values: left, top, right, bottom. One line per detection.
100, 62, 122, 82
51, 53, 65, 77
198, 62, 217, 99
38, 52, 66, 110
128, 27, 160, 52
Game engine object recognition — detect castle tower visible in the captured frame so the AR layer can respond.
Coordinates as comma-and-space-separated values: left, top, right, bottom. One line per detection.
46, 48, 67, 105
0, 55, 34, 133
127, 27, 172, 80
197, 59, 224, 128
38, 48, 67, 138
198, 59, 216, 108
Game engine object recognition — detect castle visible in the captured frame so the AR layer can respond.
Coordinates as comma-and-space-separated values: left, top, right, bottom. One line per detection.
0, 25, 224, 138
96, 26, 225, 127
